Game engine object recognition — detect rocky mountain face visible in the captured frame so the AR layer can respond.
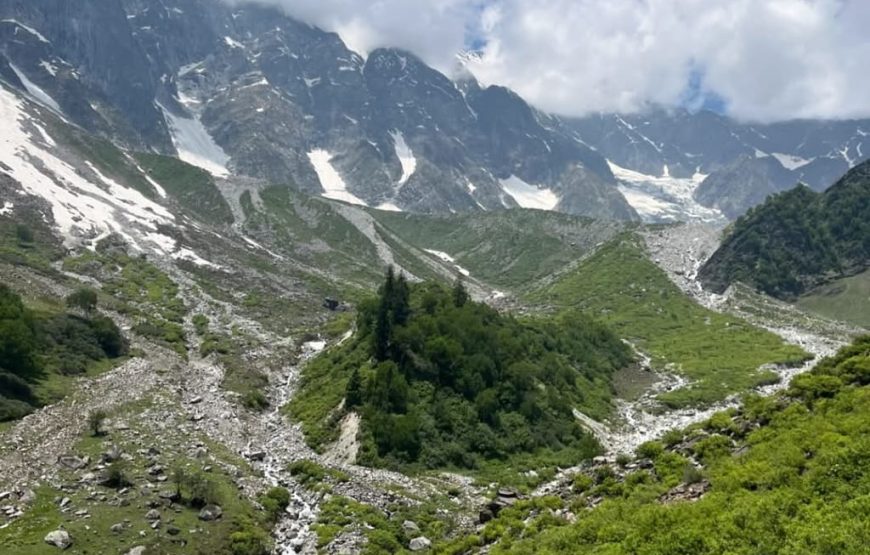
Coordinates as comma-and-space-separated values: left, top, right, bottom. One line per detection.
566, 110, 870, 219
699, 159, 870, 299
0, 0, 636, 220
1, 0, 868, 223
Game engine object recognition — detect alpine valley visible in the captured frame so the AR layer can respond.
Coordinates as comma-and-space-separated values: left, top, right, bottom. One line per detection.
0, 1, 868, 554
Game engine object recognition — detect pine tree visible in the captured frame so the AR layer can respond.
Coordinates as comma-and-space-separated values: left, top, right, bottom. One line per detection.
373, 299, 391, 362
392, 273, 411, 325
452, 278, 469, 307
345, 368, 363, 408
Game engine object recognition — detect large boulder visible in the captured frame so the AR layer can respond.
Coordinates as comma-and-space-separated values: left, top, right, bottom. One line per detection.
44, 529, 73, 549
409, 536, 431, 551
198, 504, 223, 521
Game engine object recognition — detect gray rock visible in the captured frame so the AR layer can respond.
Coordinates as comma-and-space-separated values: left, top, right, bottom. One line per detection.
402, 520, 420, 534
145, 509, 161, 521
198, 504, 222, 521
58, 455, 86, 470
167, 524, 181, 535
44, 529, 73, 549
126, 546, 146, 555
245, 451, 266, 461
110, 523, 124, 533
19, 489, 36, 504
409, 536, 431, 551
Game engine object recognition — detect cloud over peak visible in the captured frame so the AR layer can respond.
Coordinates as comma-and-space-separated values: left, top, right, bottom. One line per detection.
230, 0, 870, 122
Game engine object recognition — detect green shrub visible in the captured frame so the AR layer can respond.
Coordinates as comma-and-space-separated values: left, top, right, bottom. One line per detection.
103, 461, 132, 488
242, 390, 269, 411
635, 440, 664, 460
259, 487, 291, 522
66, 287, 98, 314
229, 527, 271, 555
88, 409, 108, 437
193, 314, 210, 336
289, 459, 327, 485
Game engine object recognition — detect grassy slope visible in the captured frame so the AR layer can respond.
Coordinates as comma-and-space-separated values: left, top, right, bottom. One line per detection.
461, 337, 870, 555
243, 186, 384, 294
528, 234, 809, 407
372, 210, 625, 291
0, 398, 273, 554
135, 153, 234, 226
797, 269, 870, 329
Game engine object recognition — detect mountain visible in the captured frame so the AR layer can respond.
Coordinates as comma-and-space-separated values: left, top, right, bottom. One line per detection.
699, 159, 870, 299
2, 0, 868, 224
565, 109, 870, 221
0, 0, 636, 220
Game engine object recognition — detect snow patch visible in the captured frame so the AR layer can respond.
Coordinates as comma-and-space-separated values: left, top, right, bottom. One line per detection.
173, 247, 222, 269
608, 160, 724, 224
307, 149, 367, 207
31, 121, 56, 147
0, 202, 13, 215
158, 102, 230, 177
424, 249, 470, 277
1, 19, 49, 43
771, 152, 812, 170
389, 131, 417, 186
9, 64, 61, 112
499, 175, 559, 210
376, 202, 402, 212
223, 36, 244, 49
0, 87, 175, 250
39, 60, 58, 76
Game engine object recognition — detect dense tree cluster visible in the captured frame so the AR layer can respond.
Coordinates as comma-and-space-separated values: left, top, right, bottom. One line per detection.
343, 269, 632, 470
700, 159, 870, 299
0, 285, 127, 421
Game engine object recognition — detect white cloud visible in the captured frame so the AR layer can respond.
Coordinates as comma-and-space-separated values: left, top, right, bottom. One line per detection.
227, 0, 480, 73
229, 0, 870, 121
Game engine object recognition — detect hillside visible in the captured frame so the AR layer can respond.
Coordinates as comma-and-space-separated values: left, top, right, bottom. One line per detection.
288, 271, 633, 479
699, 160, 870, 299
528, 234, 809, 407
437, 335, 870, 554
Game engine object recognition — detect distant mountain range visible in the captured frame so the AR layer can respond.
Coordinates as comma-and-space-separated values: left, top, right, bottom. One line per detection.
1, 0, 868, 221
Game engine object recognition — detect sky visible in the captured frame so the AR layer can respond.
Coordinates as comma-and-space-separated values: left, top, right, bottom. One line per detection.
230, 0, 870, 122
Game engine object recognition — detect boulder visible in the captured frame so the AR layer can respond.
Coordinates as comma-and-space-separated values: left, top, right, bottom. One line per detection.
58, 455, 86, 470
409, 536, 431, 551
44, 529, 73, 549
402, 520, 420, 534
245, 451, 266, 461
145, 509, 161, 521
198, 504, 222, 521
126, 547, 146, 555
